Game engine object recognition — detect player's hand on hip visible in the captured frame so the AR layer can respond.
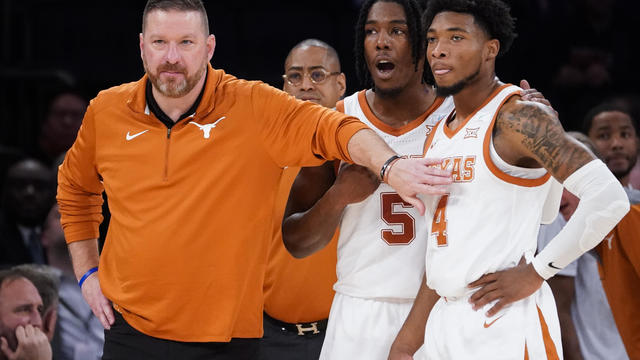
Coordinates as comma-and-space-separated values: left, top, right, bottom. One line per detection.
334, 162, 380, 204
467, 257, 544, 317
81, 274, 115, 329
0, 325, 52, 360
386, 157, 452, 215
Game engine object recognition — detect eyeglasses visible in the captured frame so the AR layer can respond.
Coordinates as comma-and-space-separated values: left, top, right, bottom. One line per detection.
282, 68, 341, 86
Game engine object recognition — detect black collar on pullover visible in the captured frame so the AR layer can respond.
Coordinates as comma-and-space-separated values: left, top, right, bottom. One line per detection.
145, 69, 207, 129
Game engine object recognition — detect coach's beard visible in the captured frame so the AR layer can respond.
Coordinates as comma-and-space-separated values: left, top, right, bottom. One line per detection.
145, 62, 206, 98
435, 68, 480, 97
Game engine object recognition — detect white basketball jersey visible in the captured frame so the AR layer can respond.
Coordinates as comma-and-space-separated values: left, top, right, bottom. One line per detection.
423, 84, 556, 298
334, 90, 454, 299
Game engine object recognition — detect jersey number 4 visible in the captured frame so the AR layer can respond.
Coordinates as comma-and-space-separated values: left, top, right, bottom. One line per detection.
432, 194, 449, 246
380, 192, 415, 245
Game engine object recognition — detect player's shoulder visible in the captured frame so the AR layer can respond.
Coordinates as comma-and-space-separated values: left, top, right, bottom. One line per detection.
339, 90, 366, 115
497, 95, 559, 133
343, 90, 364, 104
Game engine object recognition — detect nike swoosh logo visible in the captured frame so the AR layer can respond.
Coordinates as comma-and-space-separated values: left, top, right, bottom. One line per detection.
126, 130, 149, 141
548, 262, 562, 270
483, 315, 503, 328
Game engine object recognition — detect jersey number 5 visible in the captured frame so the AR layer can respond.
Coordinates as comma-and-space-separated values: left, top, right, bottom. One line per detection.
432, 194, 449, 246
380, 192, 415, 245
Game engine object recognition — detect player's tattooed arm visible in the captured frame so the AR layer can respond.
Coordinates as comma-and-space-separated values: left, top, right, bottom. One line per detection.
470, 99, 599, 317
494, 99, 596, 182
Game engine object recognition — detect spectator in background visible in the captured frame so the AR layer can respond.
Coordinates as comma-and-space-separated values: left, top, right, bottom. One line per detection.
0, 159, 56, 267
601, 94, 640, 190
34, 91, 88, 167
260, 38, 345, 360
584, 102, 640, 358
41, 204, 104, 360
11, 264, 60, 343
0, 269, 52, 360
584, 102, 640, 201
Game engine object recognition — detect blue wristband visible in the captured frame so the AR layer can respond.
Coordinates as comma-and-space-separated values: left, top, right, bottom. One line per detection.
78, 267, 98, 288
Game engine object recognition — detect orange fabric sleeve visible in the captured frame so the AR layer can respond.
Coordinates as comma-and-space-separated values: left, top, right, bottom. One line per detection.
249, 83, 367, 167
57, 102, 104, 243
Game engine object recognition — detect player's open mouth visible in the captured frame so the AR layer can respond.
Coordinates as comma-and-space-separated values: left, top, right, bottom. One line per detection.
376, 60, 395, 73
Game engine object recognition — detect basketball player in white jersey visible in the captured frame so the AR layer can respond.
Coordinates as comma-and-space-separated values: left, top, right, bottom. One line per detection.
283, 1, 444, 357
388, 1, 630, 359
281, 1, 554, 359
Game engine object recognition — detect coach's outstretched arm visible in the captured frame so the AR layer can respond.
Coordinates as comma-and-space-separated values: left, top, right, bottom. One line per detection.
468, 99, 630, 316
283, 129, 452, 258
347, 128, 452, 215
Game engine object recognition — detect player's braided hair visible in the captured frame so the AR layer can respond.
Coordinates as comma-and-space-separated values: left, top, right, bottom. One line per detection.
354, 0, 432, 89
422, 0, 517, 58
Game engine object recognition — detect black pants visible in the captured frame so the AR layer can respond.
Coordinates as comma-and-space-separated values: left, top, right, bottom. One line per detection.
103, 311, 261, 360
258, 313, 326, 360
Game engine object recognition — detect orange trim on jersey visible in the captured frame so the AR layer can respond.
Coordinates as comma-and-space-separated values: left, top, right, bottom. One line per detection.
443, 83, 512, 139
482, 91, 551, 187
336, 99, 345, 113
524, 343, 529, 360
422, 118, 443, 156
357, 90, 445, 136
537, 305, 560, 360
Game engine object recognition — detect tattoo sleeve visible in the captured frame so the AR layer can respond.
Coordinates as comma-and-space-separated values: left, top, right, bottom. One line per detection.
495, 101, 595, 182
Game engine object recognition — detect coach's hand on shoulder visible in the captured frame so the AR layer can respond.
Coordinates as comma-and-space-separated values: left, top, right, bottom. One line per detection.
334, 163, 380, 205
0, 325, 52, 360
386, 158, 452, 215
467, 257, 544, 317
81, 275, 115, 329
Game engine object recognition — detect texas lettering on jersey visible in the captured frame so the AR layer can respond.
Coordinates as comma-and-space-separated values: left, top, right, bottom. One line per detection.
438, 155, 476, 182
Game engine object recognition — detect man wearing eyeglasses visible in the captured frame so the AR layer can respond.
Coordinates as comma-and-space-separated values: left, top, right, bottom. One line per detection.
260, 39, 348, 360
281, 39, 346, 110
282, 2, 444, 359
281, 1, 554, 359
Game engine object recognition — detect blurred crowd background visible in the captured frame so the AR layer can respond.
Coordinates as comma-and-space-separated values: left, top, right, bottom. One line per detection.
0, 1, 639, 359
1, 0, 640, 163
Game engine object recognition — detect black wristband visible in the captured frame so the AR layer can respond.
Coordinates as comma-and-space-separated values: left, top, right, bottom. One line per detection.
380, 155, 402, 182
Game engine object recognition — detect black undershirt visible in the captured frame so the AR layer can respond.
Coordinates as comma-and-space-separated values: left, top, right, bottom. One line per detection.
144, 69, 207, 129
